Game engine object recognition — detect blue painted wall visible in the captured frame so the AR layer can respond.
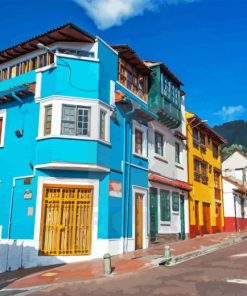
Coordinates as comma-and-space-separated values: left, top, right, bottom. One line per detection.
0, 36, 151, 244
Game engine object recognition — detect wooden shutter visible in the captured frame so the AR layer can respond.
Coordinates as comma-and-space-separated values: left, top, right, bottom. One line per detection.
160, 190, 170, 222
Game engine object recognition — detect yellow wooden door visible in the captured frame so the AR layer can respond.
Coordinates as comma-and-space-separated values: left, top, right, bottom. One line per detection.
135, 193, 144, 250
39, 184, 93, 256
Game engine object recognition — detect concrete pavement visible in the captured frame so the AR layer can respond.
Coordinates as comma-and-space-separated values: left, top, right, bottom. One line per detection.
1, 231, 247, 292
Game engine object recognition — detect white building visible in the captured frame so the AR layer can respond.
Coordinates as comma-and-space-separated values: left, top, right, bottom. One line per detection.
222, 151, 247, 183
146, 60, 191, 242
223, 177, 247, 232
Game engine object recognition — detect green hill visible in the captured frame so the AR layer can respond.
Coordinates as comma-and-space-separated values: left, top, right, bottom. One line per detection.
213, 120, 247, 160
214, 120, 247, 146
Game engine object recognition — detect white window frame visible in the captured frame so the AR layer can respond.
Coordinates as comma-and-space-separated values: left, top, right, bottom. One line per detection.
0, 109, 7, 148
154, 129, 166, 158
132, 120, 148, 159
37, 97, 110, 143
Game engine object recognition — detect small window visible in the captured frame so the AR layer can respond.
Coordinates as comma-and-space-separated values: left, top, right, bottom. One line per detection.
61, 105, 90, 136
155, 132, 164, 156
44, 105, 52, 136
213, 143, 219, 159
172, 192, 179, 212
160, 190, 170, 222
135, 129, 143, 155
201, 162, 208, 185
175, 142, 180, 163
99, 110, 106, 140
194, 158, 201, 181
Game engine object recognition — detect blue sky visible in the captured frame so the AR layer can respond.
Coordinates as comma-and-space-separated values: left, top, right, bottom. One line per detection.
1, 0, 246, 126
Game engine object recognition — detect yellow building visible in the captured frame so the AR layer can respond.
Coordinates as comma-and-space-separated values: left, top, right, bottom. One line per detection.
186, 111, 225, 238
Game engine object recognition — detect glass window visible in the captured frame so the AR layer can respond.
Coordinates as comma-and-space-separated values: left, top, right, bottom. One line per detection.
201, 162, 208, 184
172, 192, 179, 212
99, 110, 106, 140
194, 158, 201, 181
44, 105, 52, 136
175, 142, 180, 163
160, 190, 170, 222
213, 143, 219, 159
200, 133, 206, 145
135, 129, 143, 155
155, 132, 164, 156
61, 105, 90, 136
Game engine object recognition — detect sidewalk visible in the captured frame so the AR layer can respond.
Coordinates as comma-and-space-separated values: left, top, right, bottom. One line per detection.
1, 231, 247, 291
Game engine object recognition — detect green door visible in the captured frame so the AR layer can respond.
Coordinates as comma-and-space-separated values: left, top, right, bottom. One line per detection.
180, 195, 186, 240
150, 188, 158, 241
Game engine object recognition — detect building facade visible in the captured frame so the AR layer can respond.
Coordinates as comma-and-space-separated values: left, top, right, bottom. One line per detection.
223, 177, 247, 232
0, 24, 157, 272
146, 62, 191, 242
186, 111, 225, 238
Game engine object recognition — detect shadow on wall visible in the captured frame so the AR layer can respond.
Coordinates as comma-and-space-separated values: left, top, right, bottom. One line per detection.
0, 240, 64, 276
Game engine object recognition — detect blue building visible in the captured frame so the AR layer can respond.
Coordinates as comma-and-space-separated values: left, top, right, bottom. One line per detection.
0, 24, 157, 271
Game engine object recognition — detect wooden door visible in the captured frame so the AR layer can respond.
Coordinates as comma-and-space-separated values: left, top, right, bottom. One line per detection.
135, 193, 144, 250
180, 195, 186, 240
40, 184, 93, 256
195, 201, 200, 235
203, 203, 211, 234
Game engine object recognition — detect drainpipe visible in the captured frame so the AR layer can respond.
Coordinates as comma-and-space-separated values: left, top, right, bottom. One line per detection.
122, 102, 137, 253
7, 174, 35, 239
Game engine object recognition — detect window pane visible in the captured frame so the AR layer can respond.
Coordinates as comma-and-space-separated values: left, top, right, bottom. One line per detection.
61, 105, 76, 135
155, 132, 163, 156
175, 143, 180, 163
100, 110, 106, 140
160, 190, 170, 221
172, 192, 179, 212
135, 129, 143, 155
44, 105, 52, 136
77, 107, 90, 136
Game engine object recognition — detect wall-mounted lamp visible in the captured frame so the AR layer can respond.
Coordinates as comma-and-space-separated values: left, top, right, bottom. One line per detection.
15, 129, 23, 138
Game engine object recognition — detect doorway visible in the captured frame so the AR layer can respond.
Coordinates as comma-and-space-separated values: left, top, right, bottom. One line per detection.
135, 192, 144, 250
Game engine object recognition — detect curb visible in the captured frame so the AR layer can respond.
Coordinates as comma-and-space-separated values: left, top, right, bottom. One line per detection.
153, 235, 247, 266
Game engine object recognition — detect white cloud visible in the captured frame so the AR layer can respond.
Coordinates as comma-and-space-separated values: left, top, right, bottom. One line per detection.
214, 105, 246, 121
73, 0, 196, 30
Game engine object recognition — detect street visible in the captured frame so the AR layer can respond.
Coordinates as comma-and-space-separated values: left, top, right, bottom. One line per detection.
8, 240, 246, 296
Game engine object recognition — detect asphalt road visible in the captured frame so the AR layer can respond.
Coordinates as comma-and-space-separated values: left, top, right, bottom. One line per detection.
6, 240, 247, 296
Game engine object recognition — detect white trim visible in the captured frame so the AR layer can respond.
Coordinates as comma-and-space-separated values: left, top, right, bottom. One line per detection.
132, 186, 149, 250
56, 53, 99, 63
0, 109, 7, 148
116, 81, 148, 104
35, 95, 111, 108
35, 63, 56, 74
37, 97, 111, 142
95, 36, 119, 56
34, 177, 100, 256
35, 72, 42, 99
34, 162, 110, 172
132, 120, 148, 158
110, 80, 116, 106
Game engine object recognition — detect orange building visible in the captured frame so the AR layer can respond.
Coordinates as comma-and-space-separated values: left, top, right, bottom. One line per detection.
186, 111, 226, 238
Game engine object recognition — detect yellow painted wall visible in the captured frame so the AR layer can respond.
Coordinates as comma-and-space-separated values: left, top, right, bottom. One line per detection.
186, 111, 224, 230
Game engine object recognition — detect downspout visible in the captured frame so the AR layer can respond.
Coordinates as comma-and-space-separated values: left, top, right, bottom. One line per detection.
122, 103, 136, 253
